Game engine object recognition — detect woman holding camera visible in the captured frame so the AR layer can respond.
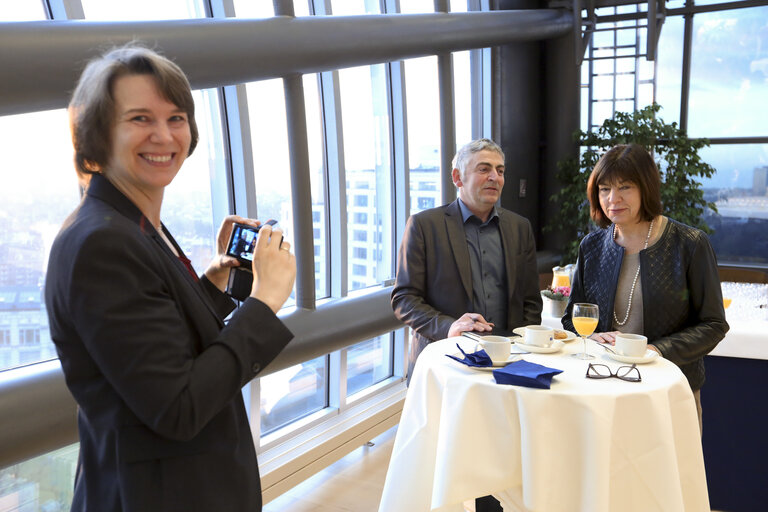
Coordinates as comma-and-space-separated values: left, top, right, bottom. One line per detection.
562, 143, 728, 431
45, 44, 296, 511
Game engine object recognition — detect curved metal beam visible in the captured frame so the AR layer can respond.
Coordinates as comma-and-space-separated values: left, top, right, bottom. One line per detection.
0, 10, 572, 115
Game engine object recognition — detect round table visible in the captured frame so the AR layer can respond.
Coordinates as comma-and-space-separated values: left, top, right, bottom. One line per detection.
378, 336, 709, 512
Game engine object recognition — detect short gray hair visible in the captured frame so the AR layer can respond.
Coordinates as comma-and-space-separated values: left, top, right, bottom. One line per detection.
452, 138, 505, 178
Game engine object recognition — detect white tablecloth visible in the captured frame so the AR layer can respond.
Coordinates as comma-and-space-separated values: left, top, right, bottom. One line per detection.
709, 282, 768, 360
378, 337, 709, 512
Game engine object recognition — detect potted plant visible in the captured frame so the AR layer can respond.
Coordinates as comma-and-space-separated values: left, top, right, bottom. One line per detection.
545, 103, 718, 264
541, 286, 570, 318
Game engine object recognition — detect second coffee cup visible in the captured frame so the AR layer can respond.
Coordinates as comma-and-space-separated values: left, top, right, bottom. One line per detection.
614, 333, 648, 357
524, 325, 554, 347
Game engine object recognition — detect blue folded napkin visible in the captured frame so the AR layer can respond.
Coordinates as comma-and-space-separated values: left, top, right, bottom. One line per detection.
445, 343, 493, 367
492, 360, 563, 389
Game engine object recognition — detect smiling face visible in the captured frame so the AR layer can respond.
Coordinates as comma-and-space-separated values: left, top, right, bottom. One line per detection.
105, 73, 191, 198
598, 180, 644, 226
452, 149, 505, 220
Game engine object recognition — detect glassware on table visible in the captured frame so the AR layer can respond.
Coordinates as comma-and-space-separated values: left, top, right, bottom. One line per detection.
571, 303, 599, 360
551, 266, 571, 288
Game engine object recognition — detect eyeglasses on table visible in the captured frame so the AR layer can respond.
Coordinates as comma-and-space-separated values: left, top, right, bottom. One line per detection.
585, 363, 641, 382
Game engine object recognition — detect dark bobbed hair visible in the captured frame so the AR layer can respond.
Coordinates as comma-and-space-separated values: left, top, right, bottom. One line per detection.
69, 43, 198, 182
586, 143, 662, 228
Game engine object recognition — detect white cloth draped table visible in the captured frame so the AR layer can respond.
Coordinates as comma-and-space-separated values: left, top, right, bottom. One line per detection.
378, 337, 709, 512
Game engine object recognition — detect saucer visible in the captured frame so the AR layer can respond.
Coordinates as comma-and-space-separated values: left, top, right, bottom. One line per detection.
607, 349, 659, 364
449, 353, 523, 371
513, 326, 576, 343
491, 354, 524, 367
513, 340, 564, 354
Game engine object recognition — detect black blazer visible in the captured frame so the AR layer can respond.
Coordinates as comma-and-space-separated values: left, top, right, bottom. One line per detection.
391, 200, 542, 376
45, 174, 293, 511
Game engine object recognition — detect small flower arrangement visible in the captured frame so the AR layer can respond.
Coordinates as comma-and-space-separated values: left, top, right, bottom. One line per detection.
541, 286, 571, 301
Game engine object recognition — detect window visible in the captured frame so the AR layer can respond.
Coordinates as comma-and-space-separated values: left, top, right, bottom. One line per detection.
353, 195, 369, 207
346, 335, 393, 397
353, 212, 368, 224
688, 6, 768, 138
0, 110, 77, 372
417, 197, 435, 210
259, 356, 327, 435
700, 144, 768, 265
404, 56, 441, 215
0, 0, 45, 20
454, 50, 473, 147
352, 264, 367, 277
81, 0, 206, 19
0, 444, 79, 511
353, 247, 367, 259
338, 65, 392, 290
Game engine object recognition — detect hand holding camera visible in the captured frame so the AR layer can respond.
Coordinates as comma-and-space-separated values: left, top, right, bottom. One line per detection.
210, 217, 295, 311
246, 222, 295, 313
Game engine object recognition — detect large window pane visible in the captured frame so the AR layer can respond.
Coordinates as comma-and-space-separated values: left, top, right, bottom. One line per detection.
688, 6, 768, 137
304, 75, 329, 299
233, 0, 309, 17
81, 0, 206, 19
0, 443, 79, 510
259, 356, 327, 435
399, 0, 434, 13
700, 144, 768, 265
454, 51, 472, 147
347, 335, 392, 397
405, 57, 441, 216
338, 65, 393, 291
242, 76, 326, 302
243, 78, 299, 308
0, 110, 78, 371
0, 0, 45, 20
331, 1, 380, 15
654, 15, 683, 125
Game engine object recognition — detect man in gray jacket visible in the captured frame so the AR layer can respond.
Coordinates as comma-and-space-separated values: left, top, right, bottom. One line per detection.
391, 138, 542, 512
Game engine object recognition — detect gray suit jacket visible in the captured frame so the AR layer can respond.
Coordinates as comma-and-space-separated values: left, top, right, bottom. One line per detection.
391, 200, 542, 378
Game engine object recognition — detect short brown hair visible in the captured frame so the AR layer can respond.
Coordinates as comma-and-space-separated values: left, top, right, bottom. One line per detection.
69, 43, 198, 182
586, 144, 662, 228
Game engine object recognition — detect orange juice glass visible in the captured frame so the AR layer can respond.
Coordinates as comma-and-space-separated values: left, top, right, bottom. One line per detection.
573, 317, 599, 337
572, 303, 599, 360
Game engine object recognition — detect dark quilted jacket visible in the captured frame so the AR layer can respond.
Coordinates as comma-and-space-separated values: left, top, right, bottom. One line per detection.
562, 218, 729, 390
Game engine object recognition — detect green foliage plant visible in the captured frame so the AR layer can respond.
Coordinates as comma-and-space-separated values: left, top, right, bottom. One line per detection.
546, 103, 718, 264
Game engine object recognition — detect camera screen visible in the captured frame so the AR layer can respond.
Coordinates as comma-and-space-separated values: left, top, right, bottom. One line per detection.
227, 223, 259, 263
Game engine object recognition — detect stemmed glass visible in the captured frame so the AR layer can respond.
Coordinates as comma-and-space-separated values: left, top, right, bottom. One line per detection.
571, 303, 599, 360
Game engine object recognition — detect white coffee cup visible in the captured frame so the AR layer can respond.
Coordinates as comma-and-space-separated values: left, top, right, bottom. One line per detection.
524, 325, 554, 347
476, 335, 511, 362
614, 333, 648, 357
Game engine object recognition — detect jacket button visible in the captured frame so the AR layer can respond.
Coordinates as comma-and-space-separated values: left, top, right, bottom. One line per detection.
252, 363, 261, 374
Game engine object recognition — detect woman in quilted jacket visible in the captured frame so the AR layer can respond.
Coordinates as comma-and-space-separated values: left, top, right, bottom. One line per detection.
562, 143, 728, 432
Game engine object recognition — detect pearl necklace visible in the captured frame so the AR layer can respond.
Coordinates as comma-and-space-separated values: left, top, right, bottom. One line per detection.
612, 219, 654, 326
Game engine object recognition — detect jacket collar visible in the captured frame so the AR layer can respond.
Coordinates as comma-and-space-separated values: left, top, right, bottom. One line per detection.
85, 173, 148, 229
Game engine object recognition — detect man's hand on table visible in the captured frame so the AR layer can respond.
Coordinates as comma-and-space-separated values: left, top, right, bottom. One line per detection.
448, 313, 494, 338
